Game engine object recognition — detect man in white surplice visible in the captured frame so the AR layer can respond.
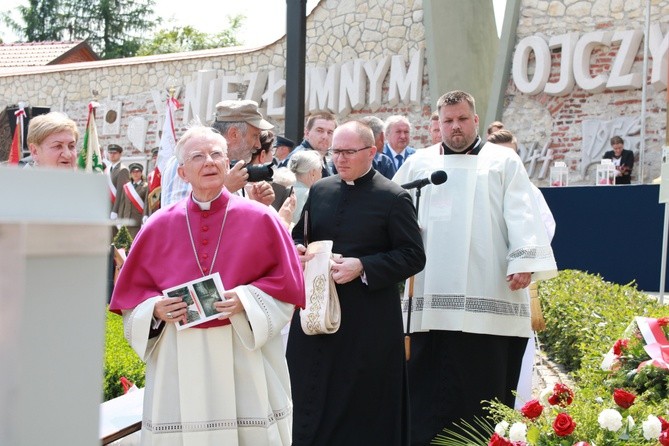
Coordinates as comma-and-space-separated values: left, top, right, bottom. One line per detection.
393, 90, 558, 445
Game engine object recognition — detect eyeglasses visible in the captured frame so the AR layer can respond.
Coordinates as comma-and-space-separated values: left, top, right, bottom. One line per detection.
185, 150, 226, 165
329, 146, 373, 158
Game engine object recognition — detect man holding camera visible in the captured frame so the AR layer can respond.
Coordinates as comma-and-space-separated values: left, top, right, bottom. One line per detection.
210, 100, 276, 205
161, 100, 276, 207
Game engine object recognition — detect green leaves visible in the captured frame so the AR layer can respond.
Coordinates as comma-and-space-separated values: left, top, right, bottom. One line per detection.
103, 311, 145, 400
538, 270, 663, 372
136, 15, 244, 56
4, 0, 245, 58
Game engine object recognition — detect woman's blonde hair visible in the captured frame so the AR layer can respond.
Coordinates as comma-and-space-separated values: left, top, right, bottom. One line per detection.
27, 112, 79, 146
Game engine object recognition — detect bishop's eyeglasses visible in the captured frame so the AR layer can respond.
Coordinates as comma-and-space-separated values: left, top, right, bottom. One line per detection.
184, 150, 226, 165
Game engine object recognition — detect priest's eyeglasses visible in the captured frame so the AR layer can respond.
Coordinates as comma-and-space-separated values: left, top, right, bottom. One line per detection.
329, 146, 373, 158
185, 150, 226, 165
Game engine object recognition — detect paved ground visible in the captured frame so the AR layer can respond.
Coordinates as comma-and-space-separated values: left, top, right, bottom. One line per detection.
532, 345, 573, 393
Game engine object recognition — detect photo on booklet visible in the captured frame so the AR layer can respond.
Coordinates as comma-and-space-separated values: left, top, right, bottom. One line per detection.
162, 273, 226, 330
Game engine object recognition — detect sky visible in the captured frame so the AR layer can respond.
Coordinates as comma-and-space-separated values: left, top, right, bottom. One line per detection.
0, 0, 506, 46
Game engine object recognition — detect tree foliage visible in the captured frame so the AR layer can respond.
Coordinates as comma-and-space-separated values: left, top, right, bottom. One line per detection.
136, 15, 244, 56
2, 0, 157, 59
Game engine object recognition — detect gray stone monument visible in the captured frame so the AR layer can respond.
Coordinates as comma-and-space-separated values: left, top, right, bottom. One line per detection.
0, 167, 110, 445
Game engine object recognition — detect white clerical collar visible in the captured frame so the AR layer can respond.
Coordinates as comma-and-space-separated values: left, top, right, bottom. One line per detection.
192, 191, 222, 210
344, 167, 373, 185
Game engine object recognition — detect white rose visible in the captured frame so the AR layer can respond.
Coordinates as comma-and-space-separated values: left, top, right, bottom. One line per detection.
601, 350, 616, 370
598, 408, 623, 432
642, 415, 662, 440
509, 422, 527, 443
539, 387, 553, 407
495, 421, 509, 436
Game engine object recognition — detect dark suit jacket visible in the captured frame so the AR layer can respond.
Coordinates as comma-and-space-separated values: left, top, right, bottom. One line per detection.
603, 149, 634, 184
383, 143, 416, 170
279, 139, 331, 177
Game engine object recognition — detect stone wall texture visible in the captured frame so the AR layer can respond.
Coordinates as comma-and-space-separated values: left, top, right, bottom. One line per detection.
503, 0, 669, 184
0, 0, 667, 185
0, 0, 429, 163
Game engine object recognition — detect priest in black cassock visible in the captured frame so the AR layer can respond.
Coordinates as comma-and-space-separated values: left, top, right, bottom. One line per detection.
287, 120, 426, 446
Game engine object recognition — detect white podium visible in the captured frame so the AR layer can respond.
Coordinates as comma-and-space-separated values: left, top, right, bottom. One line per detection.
0, 167, 111, 445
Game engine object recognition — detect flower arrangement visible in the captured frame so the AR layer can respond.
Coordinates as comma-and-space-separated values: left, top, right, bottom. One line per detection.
487, 382, 669, 445
601, 316, 669, 402
433, 314, 669, 446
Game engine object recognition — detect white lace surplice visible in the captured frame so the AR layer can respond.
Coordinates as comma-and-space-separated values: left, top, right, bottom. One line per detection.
123, 285, 294, 446
394, 144, 557, 338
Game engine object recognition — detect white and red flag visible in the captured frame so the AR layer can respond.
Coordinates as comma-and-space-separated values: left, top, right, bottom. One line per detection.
149, 96, 180, 192
8, 107, 26, 165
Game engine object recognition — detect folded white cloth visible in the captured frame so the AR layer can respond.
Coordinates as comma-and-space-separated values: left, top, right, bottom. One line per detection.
300, 240, 341, 335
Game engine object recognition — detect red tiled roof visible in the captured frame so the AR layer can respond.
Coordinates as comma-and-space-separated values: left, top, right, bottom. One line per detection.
0, 41, 99, 68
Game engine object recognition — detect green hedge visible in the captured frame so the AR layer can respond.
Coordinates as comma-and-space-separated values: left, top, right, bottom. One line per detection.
537, 269, 665, 372
103, 310, 145, 401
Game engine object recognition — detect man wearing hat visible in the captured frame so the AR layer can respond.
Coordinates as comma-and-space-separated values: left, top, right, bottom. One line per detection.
211, 99, 276, 206
273, 135, 296, 165
107, 144, 130, 228
116, 162, 149, 238
160, 100, 276, 207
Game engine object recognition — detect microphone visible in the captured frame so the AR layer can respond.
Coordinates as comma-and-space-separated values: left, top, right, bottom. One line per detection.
401, 170, 448, 190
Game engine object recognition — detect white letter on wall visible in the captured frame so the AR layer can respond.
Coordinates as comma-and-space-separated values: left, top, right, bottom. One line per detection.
649, 23, 669, 92
338, 60, 366, 115
607, 29, 643, 90
512, 36, 551, 95
244, 71, 269, 104
387, 48, 425, 106
307, 64, 340, 113
363, 56, 391, 111
545, 33, 578, 96
183, 70, 217, 124
573, 31, 612, 93
262, 69, 286, 118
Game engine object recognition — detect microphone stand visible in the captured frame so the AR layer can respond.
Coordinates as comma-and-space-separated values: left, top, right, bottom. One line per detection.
405, 184, 424, 361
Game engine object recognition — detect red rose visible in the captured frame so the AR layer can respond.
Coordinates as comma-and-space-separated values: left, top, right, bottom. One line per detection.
553, 413, 576, 437
658, 317, 669, 327
548, 383, 574, 407
659, 430, 669, 446
613, 338, 629, 356
612, 389, 635, 409
520, 399, 544, 420
658, 416, 669, 432
489, 433, 513, 446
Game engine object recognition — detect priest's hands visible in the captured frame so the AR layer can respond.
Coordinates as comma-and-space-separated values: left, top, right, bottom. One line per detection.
154, 297, 187, 323
331, 256, 363, 284
215, 291, 244, 319
506, 272, 532, 291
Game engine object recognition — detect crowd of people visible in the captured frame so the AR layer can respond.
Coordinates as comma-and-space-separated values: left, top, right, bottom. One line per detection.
14, 90, 569, 445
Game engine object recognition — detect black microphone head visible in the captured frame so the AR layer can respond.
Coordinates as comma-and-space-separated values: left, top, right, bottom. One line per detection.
430, 170, 448, 185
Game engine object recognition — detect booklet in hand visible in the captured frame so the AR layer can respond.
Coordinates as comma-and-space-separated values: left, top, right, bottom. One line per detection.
162, 273, 226, 330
